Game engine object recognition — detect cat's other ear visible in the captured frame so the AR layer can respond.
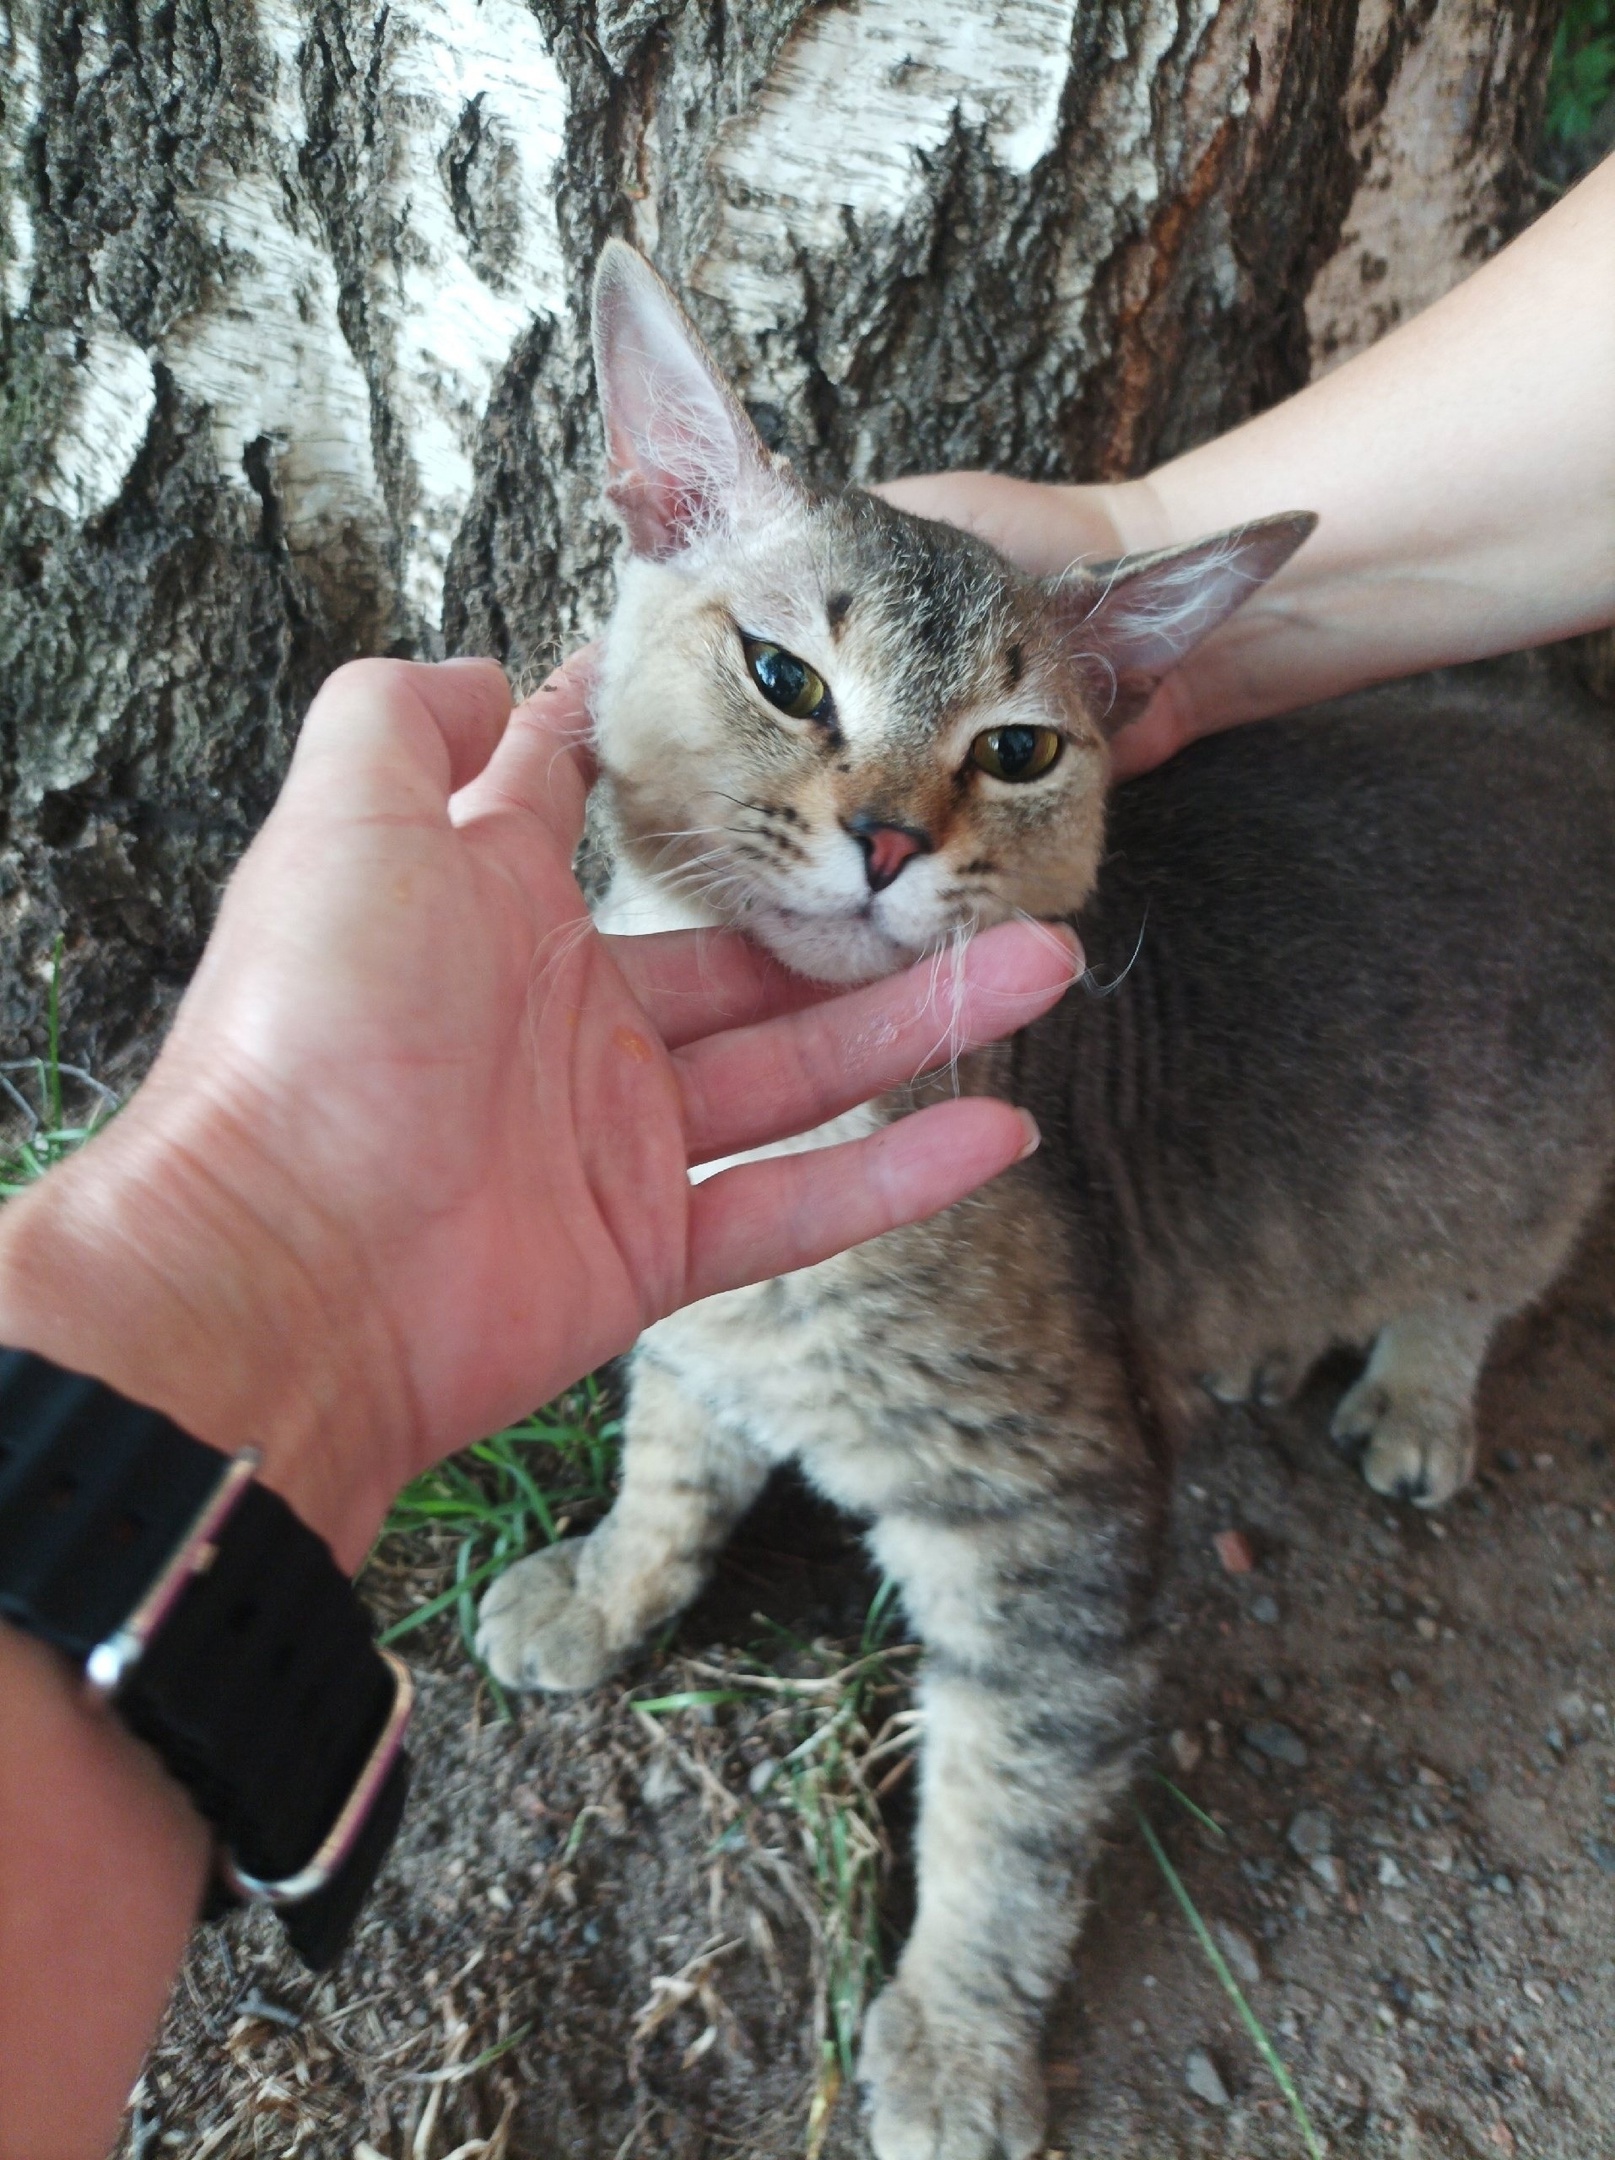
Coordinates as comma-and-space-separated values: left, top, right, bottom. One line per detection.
593, 239, 788, 560
1045, 512, 1317, 735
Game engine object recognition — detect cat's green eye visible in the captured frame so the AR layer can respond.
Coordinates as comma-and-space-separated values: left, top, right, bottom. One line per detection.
743, 636, 832, 723
969, 724, 1063, 782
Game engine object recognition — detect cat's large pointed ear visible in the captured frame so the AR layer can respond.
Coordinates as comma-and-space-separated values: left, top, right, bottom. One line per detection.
1045, 512, 1317, 735
592, 239, 787, 560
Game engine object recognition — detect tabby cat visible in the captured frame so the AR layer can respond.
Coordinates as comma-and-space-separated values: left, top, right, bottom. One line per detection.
477, 243, 1615, 2158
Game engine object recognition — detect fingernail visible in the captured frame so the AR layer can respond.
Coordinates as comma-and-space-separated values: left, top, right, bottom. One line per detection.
1015, 1109, 1041, 1161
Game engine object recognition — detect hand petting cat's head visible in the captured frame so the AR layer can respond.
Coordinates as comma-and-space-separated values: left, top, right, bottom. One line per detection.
590, 240, 1314, 984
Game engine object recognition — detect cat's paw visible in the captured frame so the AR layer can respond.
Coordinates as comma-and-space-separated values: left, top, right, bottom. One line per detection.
859, 1978, 1045, 2160
1330, 1375, 1475, 1508
475, 1540, 618, 1691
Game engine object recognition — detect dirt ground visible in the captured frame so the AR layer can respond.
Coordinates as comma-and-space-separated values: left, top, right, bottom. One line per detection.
117, 1179, 1615, 2160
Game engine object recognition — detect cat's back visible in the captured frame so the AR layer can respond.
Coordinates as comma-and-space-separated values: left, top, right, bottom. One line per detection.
1015, 668, 1615, 1276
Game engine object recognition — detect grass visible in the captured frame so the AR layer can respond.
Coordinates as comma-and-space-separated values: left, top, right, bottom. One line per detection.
1544, 0, 1615, 147
1141, 1778, 1326, 2159
369, 1381, 622, 1711
0, 940, 118, 1193
636, 1581, 920, 2157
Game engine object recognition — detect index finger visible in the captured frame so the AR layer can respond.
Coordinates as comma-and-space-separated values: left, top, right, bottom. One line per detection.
453, 649, 599, 847
291, 657, 514, 808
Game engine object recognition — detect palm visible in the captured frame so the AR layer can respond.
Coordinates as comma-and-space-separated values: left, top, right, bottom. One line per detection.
155, 660, 1074, 1480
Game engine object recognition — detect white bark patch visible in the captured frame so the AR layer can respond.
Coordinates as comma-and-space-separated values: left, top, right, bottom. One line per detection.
1, 9, 41, 316
162, 7, 383, 562
1306, 0, 1527, 373
697, 0, 1080, 362
369, 0, 569, 625
35, 320, 156, 521
158, 1, 566, 632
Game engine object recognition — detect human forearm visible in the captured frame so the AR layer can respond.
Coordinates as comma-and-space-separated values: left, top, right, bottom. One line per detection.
0, 1623, 210, 2160
1136, 154, 1615, 738
884, 155, 1615, 772
0, 1114, 399, 2160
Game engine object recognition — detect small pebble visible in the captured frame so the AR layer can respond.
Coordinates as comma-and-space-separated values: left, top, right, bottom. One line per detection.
1415, 1616, 1438, 1641
1184, 2047, 1231, 2108
1168, 1727, 1204, 1773
1212, 1920, 1261, 1986
1389, 1668, 1415, 1695
1288, 1808, 1335, 1859
1243, 1720, 1308, 1769
1257, 1671, 1286, 1703
1310, 1853, 1344, 1894
1214, 1529, 1255, 1574
1534, 1451, 1555, 1471
236, 1992, 300, 2030
1377, 1854, 1405, 1886
1250, 1594, 1280, 1626
1584, 1836, 1615, 1875
1490, 1873, 1514, 1897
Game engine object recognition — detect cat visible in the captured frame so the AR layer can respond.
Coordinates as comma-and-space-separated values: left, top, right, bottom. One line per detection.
477, 241, 1615, 2159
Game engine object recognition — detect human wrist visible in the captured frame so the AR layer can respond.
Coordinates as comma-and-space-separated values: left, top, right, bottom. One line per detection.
0, 1080, 410, 1574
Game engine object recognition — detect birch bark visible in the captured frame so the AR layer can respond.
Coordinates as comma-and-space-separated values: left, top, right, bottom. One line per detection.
0, 0, 1555, 1061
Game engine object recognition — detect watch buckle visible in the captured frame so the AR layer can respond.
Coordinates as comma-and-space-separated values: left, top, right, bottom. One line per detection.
219, 1648, 415, 1907
84, 1448, 262, 1699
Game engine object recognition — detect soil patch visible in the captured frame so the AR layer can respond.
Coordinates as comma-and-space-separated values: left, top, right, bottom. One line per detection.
119, 1189, 1615, 2160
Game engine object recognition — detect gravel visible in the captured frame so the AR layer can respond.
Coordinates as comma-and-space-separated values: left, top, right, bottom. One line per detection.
1288, 1808, 1336, 1859
1184, 2047, 1232, 2107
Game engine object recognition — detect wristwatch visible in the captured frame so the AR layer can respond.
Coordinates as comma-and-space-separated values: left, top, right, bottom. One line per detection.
0, 1348, 413, 1969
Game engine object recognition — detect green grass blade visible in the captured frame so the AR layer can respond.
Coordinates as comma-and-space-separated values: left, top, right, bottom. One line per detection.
377, 1551, 512, 1642
632, 1687, 752, 1714
1136, 1809, 1325, 2160
1153, 1773, 1228, 1840
46, 937, 64, 1133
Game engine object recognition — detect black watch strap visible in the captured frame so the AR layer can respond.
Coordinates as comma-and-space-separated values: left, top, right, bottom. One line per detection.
0, 1349, 411, 1969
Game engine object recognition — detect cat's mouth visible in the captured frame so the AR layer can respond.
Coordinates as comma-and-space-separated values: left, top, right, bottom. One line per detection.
748, 898, 922, 986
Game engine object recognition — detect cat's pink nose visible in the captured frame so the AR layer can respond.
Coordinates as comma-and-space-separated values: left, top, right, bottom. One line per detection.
845, 812, 931, 893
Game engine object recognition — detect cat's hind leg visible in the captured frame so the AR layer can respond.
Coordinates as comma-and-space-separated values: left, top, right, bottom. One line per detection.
477, 1354, 769, 1691
1330, 1304, 1500, 1507
857, 1470, 1159, 2160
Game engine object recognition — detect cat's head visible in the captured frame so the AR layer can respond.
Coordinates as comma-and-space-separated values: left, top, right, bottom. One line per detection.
590, 240, 1315, 984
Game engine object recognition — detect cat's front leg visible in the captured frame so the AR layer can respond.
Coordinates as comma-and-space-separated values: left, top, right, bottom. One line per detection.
859, 1484, 1158, 2160
477, 1352, 769, 1691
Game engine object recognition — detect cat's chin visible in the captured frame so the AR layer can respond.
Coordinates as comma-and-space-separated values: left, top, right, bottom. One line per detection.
748, 906, 920, 986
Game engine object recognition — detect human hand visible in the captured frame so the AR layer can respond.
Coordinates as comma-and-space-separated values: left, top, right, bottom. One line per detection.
0, 656, 1079, 1568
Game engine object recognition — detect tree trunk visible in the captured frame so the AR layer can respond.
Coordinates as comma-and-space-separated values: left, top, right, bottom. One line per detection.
0, 0, 1558, 1069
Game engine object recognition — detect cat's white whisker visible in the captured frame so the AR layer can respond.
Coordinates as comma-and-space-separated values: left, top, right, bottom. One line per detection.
1009, 908, 1087, 997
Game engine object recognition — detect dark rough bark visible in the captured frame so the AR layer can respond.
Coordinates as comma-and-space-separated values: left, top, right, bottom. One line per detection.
0, 0, 1559, 1073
